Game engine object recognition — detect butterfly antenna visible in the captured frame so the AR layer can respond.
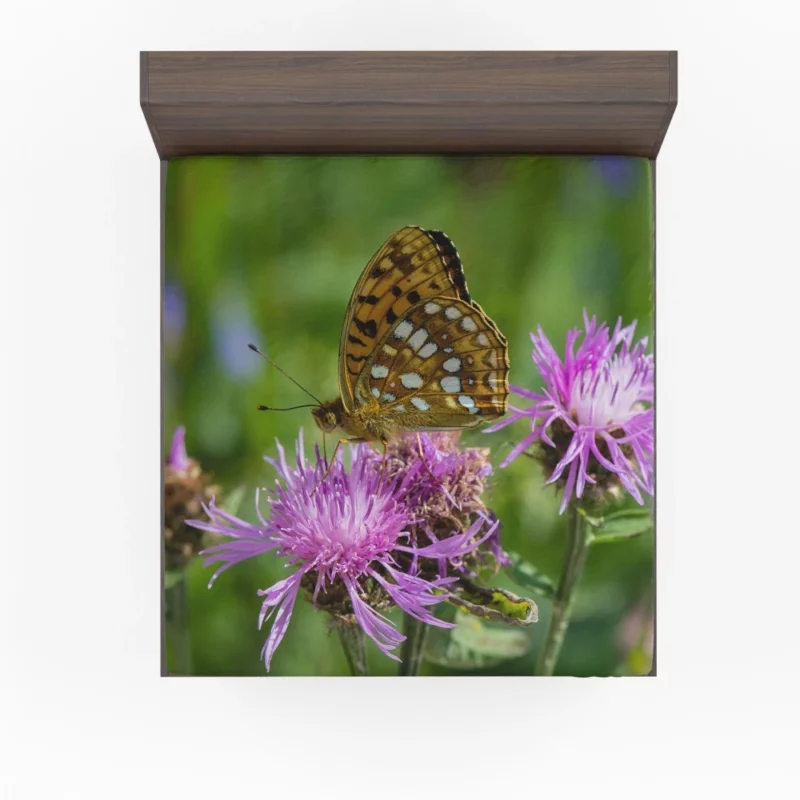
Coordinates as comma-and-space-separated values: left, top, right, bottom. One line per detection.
257, 404, 317, 412
248, 343, 323, 406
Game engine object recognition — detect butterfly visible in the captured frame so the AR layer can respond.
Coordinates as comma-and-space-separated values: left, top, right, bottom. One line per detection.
310, 226, 510, 459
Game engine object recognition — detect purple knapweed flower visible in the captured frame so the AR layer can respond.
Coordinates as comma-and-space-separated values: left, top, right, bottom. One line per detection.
381, 432, 509, 573
164, 426, 220, 571
384, 432, 492, 525
190, 431, 493, 670
168, 425, 192, 473
486, 311, 653, 513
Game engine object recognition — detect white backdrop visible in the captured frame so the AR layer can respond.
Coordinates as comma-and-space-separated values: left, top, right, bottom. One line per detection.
2, 1, 799, 796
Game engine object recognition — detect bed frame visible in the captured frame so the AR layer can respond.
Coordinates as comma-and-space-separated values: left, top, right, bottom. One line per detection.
141, 51, 677, 676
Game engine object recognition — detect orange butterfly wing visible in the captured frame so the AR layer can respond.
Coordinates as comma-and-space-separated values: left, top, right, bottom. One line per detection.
338, 227, 471, 413
357, 296, 509, 429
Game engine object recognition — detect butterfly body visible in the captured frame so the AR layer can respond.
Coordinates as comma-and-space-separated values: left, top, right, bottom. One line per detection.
313, 392, 470, 445
312, 226, 510, 447
312, 396, 395, 443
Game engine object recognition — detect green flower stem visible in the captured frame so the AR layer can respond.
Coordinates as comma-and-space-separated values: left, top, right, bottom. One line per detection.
536, 504, 591, 676
337, 623, 368, 676
399, 616, 429, 676
165, 575, 192, 675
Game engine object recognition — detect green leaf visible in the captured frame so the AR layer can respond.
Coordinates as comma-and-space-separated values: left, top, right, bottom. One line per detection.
221, 484, 247, 516
447, 578, 538, 626
578, 509, 604, 528
505, 551, 556, 599
587, 508, 653, 544
425, 610, 533, 670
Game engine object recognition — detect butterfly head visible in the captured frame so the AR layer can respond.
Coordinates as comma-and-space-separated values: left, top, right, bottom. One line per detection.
311, 398, 344, 434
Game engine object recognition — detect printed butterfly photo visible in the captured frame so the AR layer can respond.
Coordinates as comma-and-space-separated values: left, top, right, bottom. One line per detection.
164, 155, 655, 677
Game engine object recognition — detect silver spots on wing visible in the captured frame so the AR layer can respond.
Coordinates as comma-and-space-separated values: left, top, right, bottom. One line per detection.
443, 357, 461, 373
424, 302, 441, 315
418, 342, 438, 359
371, 364, 389, 379
459, 395, 480, 414
476, 333, 490, 346
411, 397, 431, 411
401, 372, 423, 389
382, 392, 396, 402
408, 328, 428, 352
393, 320, 414, 340
460, 316, 477, 333
371, 387, 381, 398
444, 306, 462, 320
440, 376, 461, 393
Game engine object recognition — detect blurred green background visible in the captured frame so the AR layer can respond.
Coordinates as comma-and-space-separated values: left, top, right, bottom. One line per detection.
164, 155, 654, 677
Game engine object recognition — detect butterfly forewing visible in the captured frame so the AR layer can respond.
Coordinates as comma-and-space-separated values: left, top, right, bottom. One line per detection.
338, 226, 471, 411
355, 297, 509, 430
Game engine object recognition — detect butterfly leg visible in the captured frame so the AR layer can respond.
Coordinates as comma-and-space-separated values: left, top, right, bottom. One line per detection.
312, 438, 366, 496
377, 440, 388, 491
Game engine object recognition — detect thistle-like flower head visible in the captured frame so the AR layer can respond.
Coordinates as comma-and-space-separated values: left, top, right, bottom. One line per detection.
381, 432, 508, 574
486, 311, 653, 513
164, 426, 219, 571
190, 432, 495, 670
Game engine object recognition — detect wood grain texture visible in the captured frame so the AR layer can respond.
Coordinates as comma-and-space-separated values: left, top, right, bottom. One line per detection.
140, 51, 677, 158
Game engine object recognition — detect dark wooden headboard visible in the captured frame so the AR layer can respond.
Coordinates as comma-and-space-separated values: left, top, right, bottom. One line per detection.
140, 51, 677, 158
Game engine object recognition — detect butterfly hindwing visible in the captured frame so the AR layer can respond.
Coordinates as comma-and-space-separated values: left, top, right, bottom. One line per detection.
338, 227, 471, 411
354, 297, 509, 429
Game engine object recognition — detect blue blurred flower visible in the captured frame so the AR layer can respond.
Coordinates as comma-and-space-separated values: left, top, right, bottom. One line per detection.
164, 281, 186, 349
210, 284, 262, 380
593, 157, 639, 199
